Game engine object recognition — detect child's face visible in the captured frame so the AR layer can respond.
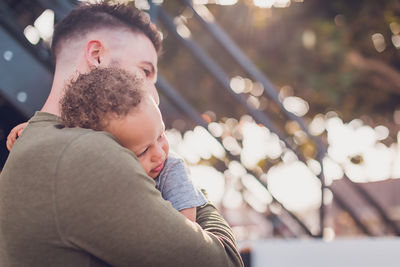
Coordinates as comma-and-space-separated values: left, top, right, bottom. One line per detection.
105, 95, 169, 179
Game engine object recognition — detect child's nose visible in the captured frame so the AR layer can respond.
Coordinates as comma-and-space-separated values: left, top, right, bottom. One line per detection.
152, 145, 165, 162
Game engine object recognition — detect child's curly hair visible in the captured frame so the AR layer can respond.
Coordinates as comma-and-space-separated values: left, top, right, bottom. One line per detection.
60, 67, 144, 130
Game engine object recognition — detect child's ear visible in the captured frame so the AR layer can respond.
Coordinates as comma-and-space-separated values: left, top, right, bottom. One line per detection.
85, 40, 103, 68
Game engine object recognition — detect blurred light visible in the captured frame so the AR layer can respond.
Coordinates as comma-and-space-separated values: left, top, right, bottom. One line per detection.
193, 4, 215, 22
241, 122, 282, 167
230, 76, 246, 94
152, 0, 164, 4
215, 0, 238, 5
371, 33, 386, 53
135, 0, 150, 10
362, 143, 391, 181
204, 110, 216, 121
228, 161, 247, 177
322, 157, 343, 185
394, 109, 400, 124
158, 31, 164, 40
273, 0, 291, 8
23, 25, 40, 45
208, 122, 223, 137
251, 82, 264, 97
302, 30, 316, 50
190, 165, 225, 205
390, 22, 400, 35
282, 96, 309, 117
323, 227, 335, 242
309, 114, 325, 136
307, 158, 321, 176
334, 14, 345, 27
193, 0, 209, 4
266, 161, 321, 212
247, 95, 260, 109
279, 85, 293, 101
391, 35, 400, 49
194, 126, 225, 159
253, 0, 274, 8
34, 9, 54, 41
326, 118, 377, 165
175, 18, 192, 39
281, 150, 297, 163
242, 174, 273, 206
223, 188, 243, 209
16, 92, 28, 103
293, 130, 308, 145
243, 191, 267, 213
391, 141, 400, 178
223, 136, 242, 155
3, 50, 13, 61
375, 125, 389, 141
269, 202, 282, 214
323, 188, 333, 205
225, 118, 239, 130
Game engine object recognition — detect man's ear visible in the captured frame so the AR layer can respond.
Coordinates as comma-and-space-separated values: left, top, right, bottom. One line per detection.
85, 40, 103, 68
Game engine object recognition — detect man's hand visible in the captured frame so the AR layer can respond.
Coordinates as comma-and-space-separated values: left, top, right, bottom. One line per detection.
6, 122, 28, 151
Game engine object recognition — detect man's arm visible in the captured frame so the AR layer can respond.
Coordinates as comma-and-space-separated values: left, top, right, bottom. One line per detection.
55, 132, 243, 267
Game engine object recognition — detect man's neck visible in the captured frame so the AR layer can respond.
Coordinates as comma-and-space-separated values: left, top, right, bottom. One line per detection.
41, 63, 81, 116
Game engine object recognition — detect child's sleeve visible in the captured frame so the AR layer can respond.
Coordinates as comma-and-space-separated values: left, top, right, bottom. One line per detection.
155, 154, 207, 211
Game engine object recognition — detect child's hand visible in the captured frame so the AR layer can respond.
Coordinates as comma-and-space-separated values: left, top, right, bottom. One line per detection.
6, 122, 28, 151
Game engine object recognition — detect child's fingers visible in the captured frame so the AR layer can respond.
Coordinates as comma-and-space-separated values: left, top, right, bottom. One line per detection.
6, 135, 15, 151
6, 122, 27, 151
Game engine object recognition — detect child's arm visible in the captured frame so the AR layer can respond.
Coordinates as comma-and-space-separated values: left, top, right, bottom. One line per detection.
6, 122, 28, 151
156, 153, 207, 222
179, 207, 196, 222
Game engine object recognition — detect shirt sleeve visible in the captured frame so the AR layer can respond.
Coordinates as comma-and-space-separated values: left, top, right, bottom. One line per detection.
155, 155, 207, 211
55, 132, 243, 267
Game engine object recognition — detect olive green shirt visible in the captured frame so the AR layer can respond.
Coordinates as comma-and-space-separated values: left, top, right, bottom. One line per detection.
0, 112, 243, 267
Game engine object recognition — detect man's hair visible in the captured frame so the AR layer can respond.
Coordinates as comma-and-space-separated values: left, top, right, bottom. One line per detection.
51, 1, 162, 60
60, 67, 144, 130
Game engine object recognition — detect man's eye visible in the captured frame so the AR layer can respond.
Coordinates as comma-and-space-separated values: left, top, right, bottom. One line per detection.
142, 69, 151, 77
137, 147, 149, 157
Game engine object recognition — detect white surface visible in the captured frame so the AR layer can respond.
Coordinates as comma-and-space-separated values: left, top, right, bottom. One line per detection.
251, 238, 400, 267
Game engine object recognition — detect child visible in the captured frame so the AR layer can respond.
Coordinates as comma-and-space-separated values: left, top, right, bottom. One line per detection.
60, 67, 206, 221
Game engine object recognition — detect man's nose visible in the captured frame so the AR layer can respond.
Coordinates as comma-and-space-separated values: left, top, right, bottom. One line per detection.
146, 81, 159, 105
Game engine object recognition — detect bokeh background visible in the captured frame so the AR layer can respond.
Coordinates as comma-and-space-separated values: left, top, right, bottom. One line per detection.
1, 0, 400, 264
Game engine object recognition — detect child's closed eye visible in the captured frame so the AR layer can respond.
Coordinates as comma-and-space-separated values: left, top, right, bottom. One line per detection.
137, 147, 149, 157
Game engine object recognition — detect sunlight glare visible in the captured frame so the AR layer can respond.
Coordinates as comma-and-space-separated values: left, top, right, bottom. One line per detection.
309, 113, 325, 136
266, 161, 321, 212
23, 25, 40, 45
391, 35, 400, 49
230, 76, 246, 94
371, 33, 386, 53
282, 96, 309, 117
193, 4, 215, 22
253, 0, 274, 8
215, 0, 238, 5
190, 165, 225, 205
241, 122, 282, 168
34, 9, 54, 41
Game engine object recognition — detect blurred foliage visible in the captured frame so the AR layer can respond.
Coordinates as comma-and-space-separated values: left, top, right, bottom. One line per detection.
158, 0, 400, 138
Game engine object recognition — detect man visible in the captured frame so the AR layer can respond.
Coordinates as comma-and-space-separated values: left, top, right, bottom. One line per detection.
0, 2, 243, 267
